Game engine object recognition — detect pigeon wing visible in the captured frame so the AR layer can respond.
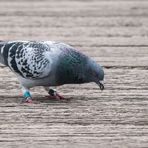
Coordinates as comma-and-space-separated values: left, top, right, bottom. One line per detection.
2, 41, 52, 79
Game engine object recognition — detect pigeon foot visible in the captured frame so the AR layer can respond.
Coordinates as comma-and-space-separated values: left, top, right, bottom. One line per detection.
25, 97, 33, 103
46, 89, 65, 100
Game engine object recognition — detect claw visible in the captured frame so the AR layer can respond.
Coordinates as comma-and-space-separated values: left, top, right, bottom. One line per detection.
56, 93, 65, 99
47, 89, 65, 100
25, 97, 33, 103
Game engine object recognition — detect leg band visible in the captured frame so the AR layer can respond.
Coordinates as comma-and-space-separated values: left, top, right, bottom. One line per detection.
23, 91, 31, 98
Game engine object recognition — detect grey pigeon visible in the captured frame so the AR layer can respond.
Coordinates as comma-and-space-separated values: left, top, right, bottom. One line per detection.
0, 41, 104, 103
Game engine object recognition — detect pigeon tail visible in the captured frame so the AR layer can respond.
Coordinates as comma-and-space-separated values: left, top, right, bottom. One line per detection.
0, 41, 7, 65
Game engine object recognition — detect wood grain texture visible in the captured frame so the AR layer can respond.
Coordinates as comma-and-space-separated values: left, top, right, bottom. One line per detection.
0, 0, 148, 147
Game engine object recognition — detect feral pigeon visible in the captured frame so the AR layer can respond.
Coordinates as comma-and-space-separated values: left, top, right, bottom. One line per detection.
0, 41, 104, 103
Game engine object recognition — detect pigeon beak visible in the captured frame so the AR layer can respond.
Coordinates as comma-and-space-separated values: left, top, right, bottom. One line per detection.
98, 81, 104, 91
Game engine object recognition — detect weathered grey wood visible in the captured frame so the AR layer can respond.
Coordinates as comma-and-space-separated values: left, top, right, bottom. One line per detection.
0, 0, 148, 148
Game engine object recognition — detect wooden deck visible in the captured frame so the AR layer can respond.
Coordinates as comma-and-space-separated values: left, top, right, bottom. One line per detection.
0, 0, 148, 147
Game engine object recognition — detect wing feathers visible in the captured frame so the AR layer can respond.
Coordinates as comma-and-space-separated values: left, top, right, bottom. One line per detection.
1, 41, 52, 79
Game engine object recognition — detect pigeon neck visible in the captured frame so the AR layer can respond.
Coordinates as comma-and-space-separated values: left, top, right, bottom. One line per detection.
56, 49, 88, 85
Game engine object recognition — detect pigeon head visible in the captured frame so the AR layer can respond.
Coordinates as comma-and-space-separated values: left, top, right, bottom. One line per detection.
86, 59, 104, 90
56, 47, 104, 90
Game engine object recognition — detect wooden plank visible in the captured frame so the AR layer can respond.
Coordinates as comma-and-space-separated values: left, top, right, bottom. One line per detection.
0, 0, 148, 147
0, 1, 148, 17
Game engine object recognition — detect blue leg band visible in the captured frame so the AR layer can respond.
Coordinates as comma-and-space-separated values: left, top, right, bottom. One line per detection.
23, 91, 31, 98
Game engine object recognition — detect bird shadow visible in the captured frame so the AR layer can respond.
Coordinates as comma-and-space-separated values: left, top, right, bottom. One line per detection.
31, 96, 73, 104
0, 95, 78, 105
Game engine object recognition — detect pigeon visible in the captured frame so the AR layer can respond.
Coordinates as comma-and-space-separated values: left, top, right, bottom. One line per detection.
0, 41, 104, 103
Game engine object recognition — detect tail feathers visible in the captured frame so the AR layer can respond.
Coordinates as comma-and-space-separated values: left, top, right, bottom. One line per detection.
0, 41, 7, 65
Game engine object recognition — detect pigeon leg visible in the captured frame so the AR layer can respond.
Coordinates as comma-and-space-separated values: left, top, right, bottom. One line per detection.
21, 86, 33, 103
48, 89, 64, 99
44, 87, 64, 99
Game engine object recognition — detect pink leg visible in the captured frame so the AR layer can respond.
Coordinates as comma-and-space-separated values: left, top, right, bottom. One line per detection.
46, 89, 65, 100
25, 97, 33, 103
21, 97, 33, 103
